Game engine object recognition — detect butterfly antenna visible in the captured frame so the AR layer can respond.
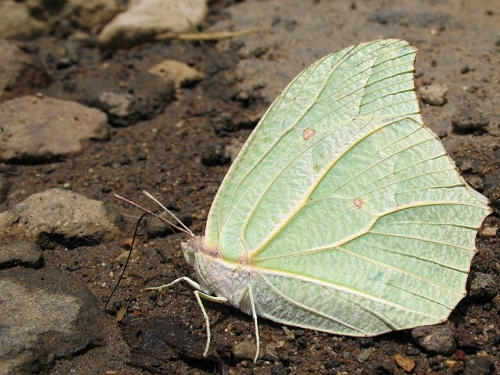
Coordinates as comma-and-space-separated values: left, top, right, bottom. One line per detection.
106, 193, 195, 312
142, 190, 195, 238
114, 193, 194, 238
104, 211, 147, 312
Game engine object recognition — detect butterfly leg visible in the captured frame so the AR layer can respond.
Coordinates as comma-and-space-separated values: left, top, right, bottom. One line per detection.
235, 284, 260, 362
146, 276, 202, 291
146, 277, 229, 358
247, 285, 260, 363
197, 286, 259, 362
194, 290, 228, 357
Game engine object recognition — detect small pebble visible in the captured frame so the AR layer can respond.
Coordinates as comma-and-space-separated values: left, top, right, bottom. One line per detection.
419, 83, 448, 106
325, 359, 341, 369
201, 144, 231, 166
455, 349, 466, 360
459, 161, 473, 172
464, 355, 495, 375
404, 346, 421, 356
357, 348, 374, 362
438, 130, 448, 139
225, 138, 244, 162
444, 359, 456, 367
271, 363, 288, 375
451, 103, 489, 133
467, 272, 498, 302
357, 337, 373, 348
232, 340, 257, 361
411, 324, 456, 356
394, 353, 416, 373
481, 226, 497, 238
282, 326, 295, 340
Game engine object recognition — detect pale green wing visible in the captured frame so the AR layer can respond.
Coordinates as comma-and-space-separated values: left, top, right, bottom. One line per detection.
249, 116, 489, 334
206, 39, 424, 255
204, 39, 490, 334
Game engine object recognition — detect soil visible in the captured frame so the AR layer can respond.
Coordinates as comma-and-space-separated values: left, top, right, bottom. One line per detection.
1, 0, 500, 374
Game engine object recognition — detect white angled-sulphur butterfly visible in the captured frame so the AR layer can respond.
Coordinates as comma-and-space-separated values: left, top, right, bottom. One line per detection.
149, 39, 491, 362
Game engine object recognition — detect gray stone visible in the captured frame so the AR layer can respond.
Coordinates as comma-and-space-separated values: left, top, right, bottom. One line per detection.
357, 348, 374, 363
419, 83, 448, 106
201, 144, 231, 167
232, 340, 258, 361
0, 188, 117, 248
411, 324, 456, 356
98, 0, 208, 49
0, 267, 104, 374
0, 95, 110, 163
459, 161, 473, 173
98, 92, 134, 118
0, 241, 43, 269
467, 272, 498, 302
464, 355, 495, 375
451, 103, 489, 133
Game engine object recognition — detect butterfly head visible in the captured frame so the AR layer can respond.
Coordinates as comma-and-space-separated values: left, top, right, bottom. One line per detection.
181, 236, 207, 267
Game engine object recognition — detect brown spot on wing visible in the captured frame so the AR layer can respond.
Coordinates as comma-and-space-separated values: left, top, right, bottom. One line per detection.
353, 197, 364, 209
303, 128, 316, 140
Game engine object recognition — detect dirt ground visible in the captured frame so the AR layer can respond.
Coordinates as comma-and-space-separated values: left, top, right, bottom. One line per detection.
2, 0, 500, 374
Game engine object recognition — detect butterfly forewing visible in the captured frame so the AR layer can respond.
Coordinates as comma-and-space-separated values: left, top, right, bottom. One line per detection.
206, 40, 422, 256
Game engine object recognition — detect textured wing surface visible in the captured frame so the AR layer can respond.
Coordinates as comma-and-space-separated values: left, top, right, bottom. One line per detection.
207, 39, 421, 254
204, 40, 490, 334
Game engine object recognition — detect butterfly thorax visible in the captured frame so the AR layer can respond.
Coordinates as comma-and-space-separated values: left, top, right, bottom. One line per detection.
183, 236, 256, 313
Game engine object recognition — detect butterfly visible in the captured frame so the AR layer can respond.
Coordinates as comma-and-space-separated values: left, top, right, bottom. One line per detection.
148, 39, 491, 362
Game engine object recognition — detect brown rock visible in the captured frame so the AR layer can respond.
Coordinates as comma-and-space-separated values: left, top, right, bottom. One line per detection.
419, 83, 448, 106
148, 60, 205, 90
0, 95, 109, 163
451, 103, 489, 133
0, 188, 117, 247
394, 354, 416, 373
411, 324, 456, 356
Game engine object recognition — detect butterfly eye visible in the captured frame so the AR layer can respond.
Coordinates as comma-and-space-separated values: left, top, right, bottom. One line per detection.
181, 240, 197, 266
